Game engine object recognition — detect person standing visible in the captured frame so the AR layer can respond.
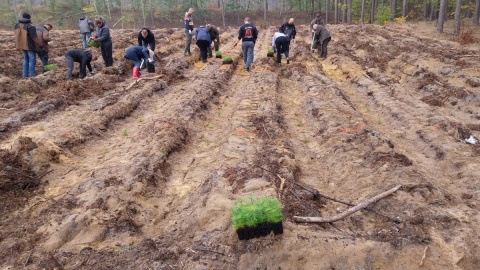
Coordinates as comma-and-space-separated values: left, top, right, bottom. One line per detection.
124, 46, 150, 79
138, 28, 155, 51
279, 18, 296, 43
184, 8, 195, 56
14, 12, 40, 78
233, 17, 258, 72
312, 24, 331, 59
272, 32, 289, 66
195, 26, 211, 63
309, 14, 324, 32
93, 18, 113, 67
78, 16, 93, 48
206, 24, 220, 58
64, 49, 97, 80
35, 24, 53, 73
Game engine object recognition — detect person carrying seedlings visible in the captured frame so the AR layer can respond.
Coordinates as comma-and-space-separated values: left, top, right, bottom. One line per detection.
14, 12, 41, 78
138, 28, 155, 51
124, 46, 151, 79
195, 26, 211, 63
64, 49, 97, 81
184, 8, 195, 56
205, 24, 220, 58
35, 24, 53, 73
271, 31, 290, 66
312, 24, 331, 59
78, 16, 93, 49
279, 18, 296, 44
93, 18, 113, 67
233, 17, 258, 72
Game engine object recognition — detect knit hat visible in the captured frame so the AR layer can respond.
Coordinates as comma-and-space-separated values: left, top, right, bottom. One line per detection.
22, 12, 31, 19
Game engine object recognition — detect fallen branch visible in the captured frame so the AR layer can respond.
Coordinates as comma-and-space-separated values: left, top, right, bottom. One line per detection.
125, 75, 163, 90
419, 245, 428, 266
293, 185, 402, 223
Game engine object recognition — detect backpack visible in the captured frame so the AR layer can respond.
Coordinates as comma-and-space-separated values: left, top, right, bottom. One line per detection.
88, 21, 95, 32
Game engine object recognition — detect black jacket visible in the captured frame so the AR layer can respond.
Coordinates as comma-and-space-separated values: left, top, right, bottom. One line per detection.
65, 49, 93, 73
279, 22, 296, 40
238, 23, 258, 43
137, 28, 155, 51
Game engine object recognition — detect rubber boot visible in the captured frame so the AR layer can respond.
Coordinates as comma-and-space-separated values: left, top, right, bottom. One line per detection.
133, 67, 140, 79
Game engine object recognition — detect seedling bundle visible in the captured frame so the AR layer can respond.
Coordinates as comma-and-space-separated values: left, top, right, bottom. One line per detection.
267, 49, 274, 57
230, 196, 283, 240
88, 40, 101, 48
222, 56, 233, 64
215, 51, 222, 58
44, 64, 58, 71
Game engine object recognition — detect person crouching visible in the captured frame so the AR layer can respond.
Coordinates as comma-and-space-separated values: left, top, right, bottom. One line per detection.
195, 26, 211, 63
124, 46, 150, 79
65, 49, 97, 80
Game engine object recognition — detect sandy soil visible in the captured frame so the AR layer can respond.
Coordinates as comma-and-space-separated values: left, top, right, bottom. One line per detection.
0, 22, 479, 270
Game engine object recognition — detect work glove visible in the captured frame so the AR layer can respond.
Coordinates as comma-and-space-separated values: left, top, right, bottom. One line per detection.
93, 36, 97, 41
188, 30, 192, 34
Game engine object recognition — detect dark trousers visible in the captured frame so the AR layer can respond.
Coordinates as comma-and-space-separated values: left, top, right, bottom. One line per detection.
319, 37, 331, 58
207, 39, 220, 57
275, 36, 290, 63
36, 50, 49, 72
101, 41, 114, 67
196, 40, 209, 62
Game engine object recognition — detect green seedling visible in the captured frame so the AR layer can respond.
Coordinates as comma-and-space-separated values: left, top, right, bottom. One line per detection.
267, 49, 274, 57
223, 56, 233, 64
44, 64, 58, 71
122, 129, 129, 136
230, 196, 283, 230
215, 51, 222, 58
88, 39, 101, 48
138, 117, 143, 123
38, 124, 45, 131
377, 117, 383, 125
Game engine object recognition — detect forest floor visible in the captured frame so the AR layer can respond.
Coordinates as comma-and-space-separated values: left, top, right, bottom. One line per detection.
0, 22, 480, 270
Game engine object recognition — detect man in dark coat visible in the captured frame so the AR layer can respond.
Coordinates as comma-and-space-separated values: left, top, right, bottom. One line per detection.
65, 49, 97, 80
93, 18, 113, 67
138, 28, 155, 51
124, 46, 150, 79
35, 24, 53, 73
206, 24, 219, 57
312, 24, 331, 59
195, 26, 211, 63
14, 12, 40, 78
279, 18, 296, 42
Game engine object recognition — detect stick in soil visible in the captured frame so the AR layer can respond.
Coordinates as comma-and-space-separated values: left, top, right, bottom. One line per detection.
293, 185, 402, 223
419, 245, 429, 266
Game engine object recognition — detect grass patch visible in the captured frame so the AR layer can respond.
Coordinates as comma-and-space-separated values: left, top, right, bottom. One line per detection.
44, 64, 58, 71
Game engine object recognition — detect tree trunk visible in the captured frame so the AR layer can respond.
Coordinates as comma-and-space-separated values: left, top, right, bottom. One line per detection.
474, 0, 480, 25
325, 0, 330, 23
361, 0, 365, 25
342, 0, 347, 22
221, 0, 225, 28
437, 0, 447, 33
453, 0, 462, 35
370, 0, 376, 24
334, 0, 338, 24
347, 0, 352, 23
13, 0, 19, 21
150, 0, 154, 27
402, 0, 407, 17
106, 0, 112, 20
391, 0, 396, 18
264, 0, 267, 22
141, 0, 146, 27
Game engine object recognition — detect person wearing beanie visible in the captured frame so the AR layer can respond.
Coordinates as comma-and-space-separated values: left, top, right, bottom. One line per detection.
14, 12, 41, 77
312, 24, 331, 59
93, 17, 113, 67
35, 24, 53, 73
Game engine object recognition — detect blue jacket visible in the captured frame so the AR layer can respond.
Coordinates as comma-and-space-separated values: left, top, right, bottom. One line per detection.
184, 12, 194, 31
125, 46, 149, 61
195, 26, 211, 42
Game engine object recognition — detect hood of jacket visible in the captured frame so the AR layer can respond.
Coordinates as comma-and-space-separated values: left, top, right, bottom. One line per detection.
18, 18, 31, 24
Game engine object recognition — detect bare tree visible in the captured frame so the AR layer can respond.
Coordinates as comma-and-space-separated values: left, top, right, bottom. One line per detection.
453, 0, 462, 35
370, 0, 376, 23
391, 0, 397, 18
325, 0, 330, 24
334, 0, 338, 24
347, 0, 352, 23
474, 0, 480, 25
402, 0, 407, 17
437, 0, 447, 33
361, 0, 365, 25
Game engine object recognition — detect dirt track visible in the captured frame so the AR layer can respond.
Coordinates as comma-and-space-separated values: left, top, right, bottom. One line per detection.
1, 23, 480, 269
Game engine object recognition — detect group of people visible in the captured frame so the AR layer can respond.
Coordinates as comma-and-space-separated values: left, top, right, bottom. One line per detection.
14, 12, 53, 77
183, 9, 331, 73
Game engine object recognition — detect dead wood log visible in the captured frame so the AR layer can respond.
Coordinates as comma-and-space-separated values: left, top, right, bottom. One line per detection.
125, 75, 163, 91
293, 185, 402, 223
